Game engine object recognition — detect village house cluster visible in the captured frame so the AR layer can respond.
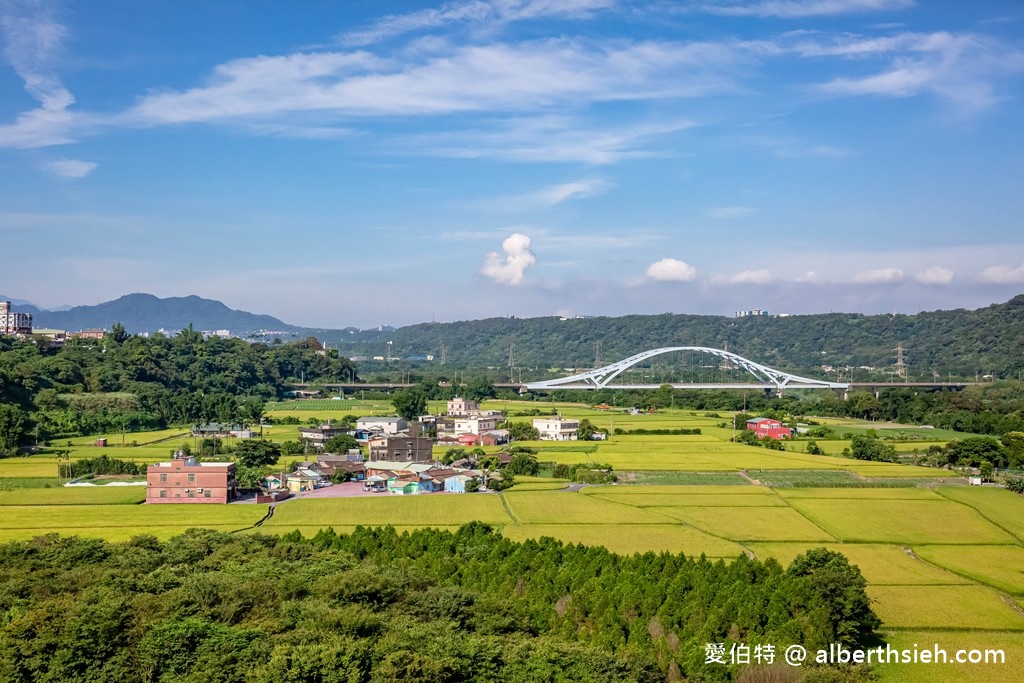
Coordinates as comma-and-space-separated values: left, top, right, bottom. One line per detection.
144, 396, 567, 503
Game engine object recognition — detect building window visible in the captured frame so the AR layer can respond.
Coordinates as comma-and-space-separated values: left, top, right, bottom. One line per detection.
187, 491, 194, 498
159, 473, 167, 482
159, 490, 167, 498
204, 490, 212, 498
187, 473, 195, 482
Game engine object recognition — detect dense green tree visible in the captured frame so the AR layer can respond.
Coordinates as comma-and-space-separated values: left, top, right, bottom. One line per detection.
0, 403, 26, 456
849, 435, 897, 462
233, 439, 282, 468
391, 387, 428, 421
323, 433, 359, 453
508, 421, 540, 441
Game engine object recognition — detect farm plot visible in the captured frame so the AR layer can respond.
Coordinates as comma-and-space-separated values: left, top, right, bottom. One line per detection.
786, 499, 1017, 545
263, 495, 512, 529
499, 523, 746, 558
616, 471, 749, 485
748, 543, 972, 586
587, 492, 788, 507
775, 487, 945, 500
935, 487, 1024, 540
581, 484, 773, 496
502, 491, 674, 525
914, 545, 1024, 595
878, 630, 1023, 683
867, 585, 1024, 630
0, 486, 146, 505
0, 504, 265, 540
653, 507, 835, 542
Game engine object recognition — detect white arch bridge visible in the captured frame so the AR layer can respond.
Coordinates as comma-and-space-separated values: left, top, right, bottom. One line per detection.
524, 347, 849, 396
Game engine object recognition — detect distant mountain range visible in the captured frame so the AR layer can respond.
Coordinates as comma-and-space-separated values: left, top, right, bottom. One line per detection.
2, 293, 301, 337
4, 292, 1024, 377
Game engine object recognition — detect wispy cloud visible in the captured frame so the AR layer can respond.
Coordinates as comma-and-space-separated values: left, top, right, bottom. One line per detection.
415, 116, 696, 164
915, 265, 954, 285
851, 267, 904, 283
645, 258, 698, 282
43, 158, 98, 179
340, 0, 616, 47
691, 0, 914, 19
0, 0, 78, 148
812, 32, 1024, 114
978, 261, 1024, 284
707, 206, 754, 219
481, 232, 537, 285
716, 269, 774, 284
127, 39, 744, 126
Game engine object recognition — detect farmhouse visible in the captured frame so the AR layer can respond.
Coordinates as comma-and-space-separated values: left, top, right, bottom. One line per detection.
297, 422, 349, 449
146, 454, 236, 503
368, 434, 435, 462
356, 416, 408, 435
746, 417, 793, 440
533, 416, 580, 441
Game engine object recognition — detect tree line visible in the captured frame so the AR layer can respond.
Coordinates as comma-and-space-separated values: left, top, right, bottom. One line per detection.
0, 524, 881, 682
0, 329, 355, 455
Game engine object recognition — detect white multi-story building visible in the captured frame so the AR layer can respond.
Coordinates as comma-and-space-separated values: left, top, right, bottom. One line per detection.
533, 416, 580, 441
446, 397, 480, 416
0, 302, 32, 335
453, 415, 501, 435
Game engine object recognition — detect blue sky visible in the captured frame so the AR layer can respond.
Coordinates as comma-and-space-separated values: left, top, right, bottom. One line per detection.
2, 0, 1024, 328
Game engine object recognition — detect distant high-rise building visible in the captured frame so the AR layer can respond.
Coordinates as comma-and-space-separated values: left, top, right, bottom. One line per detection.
0, 301, 32, 335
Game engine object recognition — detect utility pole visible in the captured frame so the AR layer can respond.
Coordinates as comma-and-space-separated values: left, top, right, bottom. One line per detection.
594, 341, 602, 368
440, 344, 448, 366
508, 342, 515, 384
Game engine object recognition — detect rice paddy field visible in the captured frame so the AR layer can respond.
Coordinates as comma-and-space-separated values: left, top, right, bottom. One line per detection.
1, 400, 1021, 681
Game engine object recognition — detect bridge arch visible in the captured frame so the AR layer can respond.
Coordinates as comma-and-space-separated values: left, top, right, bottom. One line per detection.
524, 346, 849, 395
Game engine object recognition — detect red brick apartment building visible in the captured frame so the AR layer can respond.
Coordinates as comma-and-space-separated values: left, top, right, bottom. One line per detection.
146, 455, 237, 503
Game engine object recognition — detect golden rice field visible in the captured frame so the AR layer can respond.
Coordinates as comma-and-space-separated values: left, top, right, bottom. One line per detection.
0, 486, 146, 505
747, 543, 973, 586
498, 523, 745, 557
262, 495, 512, 529
785, 498, 1018, 545
653, 505, 836, 542
867, 585, 1024, 631
913, 545, 1024, 595
877, 630, 1021, 683
935, 486, 1024, 539
3, 406, 1023, 682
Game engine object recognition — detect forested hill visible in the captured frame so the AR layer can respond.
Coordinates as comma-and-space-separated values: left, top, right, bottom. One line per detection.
321, 295, 1024, 378
25, 293, 300, 335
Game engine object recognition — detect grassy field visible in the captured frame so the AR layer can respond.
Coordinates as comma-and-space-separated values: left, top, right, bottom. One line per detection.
867, 585, 1024, 631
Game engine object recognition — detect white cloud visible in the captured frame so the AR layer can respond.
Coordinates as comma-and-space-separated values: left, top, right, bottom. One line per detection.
852, 267, 904, 283
44, 159, 98, 178
645, 258, 697, 282
978, 261, 1024, 284
535, 179, 611, 205
126, 39, 744, 125
0, 0, 79, 148
718, 269, 774, 284
341, 0, 615, 46
796, 271, 819, 282
417, 116, 696, 164
481, 232, 536, 285
707, 206, 754, 219
915, 265, 954, 285
813, 32, 1024, 114
693, 0, 914, 18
